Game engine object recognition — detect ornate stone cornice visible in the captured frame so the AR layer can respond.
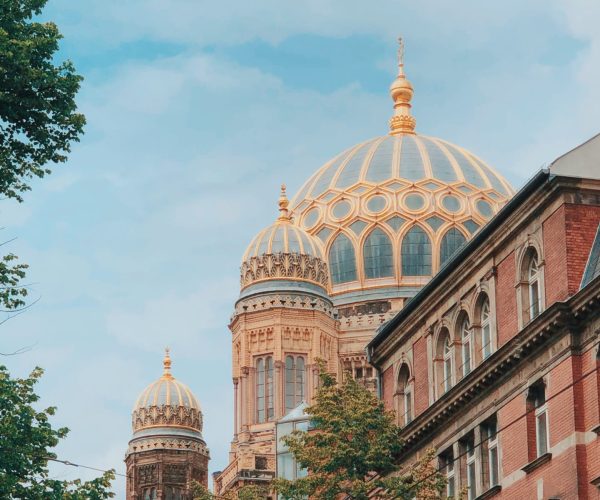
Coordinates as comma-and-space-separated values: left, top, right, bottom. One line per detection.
234, 292, 334, 317
132, 405, 202, 433
240, 253, 328, 289
126, 435, 210, 457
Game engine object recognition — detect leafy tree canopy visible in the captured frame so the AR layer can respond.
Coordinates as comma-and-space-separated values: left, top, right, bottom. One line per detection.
0, 365, 114, 498
193, 482, 268, 500
0, 0, 85, 202
273, 365, 446, 500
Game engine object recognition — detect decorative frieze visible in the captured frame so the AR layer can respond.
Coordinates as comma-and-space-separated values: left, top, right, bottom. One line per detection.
240, 253, 328, 289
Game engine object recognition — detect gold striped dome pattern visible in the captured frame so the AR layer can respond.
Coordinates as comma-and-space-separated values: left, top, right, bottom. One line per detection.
285, 40, 514, 301
132, 350, 203, 434
240, 185, 329, 292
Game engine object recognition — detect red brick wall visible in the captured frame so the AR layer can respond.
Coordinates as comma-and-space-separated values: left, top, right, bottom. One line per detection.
543, 205, 569, 305
565, 203, 600, 295
495, 251, 518, 347
413, 337, 429, 415
382, 365, 394, 411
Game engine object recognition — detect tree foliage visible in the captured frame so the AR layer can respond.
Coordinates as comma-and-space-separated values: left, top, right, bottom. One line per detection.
0, 0, 85, 202
272, 366, 446, 500
0, 365, 114, 498
192, 482, 268, 500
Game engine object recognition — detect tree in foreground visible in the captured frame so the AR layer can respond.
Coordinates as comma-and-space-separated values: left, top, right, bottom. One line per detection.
272, 365, 446, 500
193, 482, 268, 500
0, 365, 114, 498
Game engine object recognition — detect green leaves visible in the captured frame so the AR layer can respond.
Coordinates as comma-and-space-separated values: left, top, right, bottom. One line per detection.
0, 0, 85, 202
0, 365, 115, 498
273, 366, 446, 500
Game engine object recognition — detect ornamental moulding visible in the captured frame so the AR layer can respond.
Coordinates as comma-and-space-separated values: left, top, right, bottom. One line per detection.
132, 405, 202, 432
240, 253, 329, 289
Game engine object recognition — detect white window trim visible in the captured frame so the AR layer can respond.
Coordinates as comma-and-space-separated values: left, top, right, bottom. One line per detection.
488, 429, 499, 486
443, 339, 454, 393
535, 403, 549, 457
461, 319, 472, 376
466, 442, 477, 500
481, 301, 492, 359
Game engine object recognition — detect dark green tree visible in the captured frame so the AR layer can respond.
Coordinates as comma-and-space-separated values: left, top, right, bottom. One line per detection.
0, 0, 85, 202
0, 365, 114, 498
273, 366, 446, 500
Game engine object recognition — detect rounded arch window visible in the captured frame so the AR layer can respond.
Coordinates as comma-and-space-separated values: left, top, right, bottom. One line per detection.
363, 227, 394, 279
329, 233, 357, 284
285, 355, 305, 412
480, 296, 492, 359
460, 313, 472, 377
401, 226, 432, 276
440, 228, 467, 267
397, 363, 412, 425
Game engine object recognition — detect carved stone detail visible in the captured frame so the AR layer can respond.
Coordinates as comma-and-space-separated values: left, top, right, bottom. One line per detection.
127, 436, 210, 456
132, 405, 202, 432
235, 293, 334, 317
240, 253, 328, 289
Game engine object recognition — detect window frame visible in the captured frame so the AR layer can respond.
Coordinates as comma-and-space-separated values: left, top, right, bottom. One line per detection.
255, 355, 274, 424
285, 355, 306, 412
461, 316, 472, 377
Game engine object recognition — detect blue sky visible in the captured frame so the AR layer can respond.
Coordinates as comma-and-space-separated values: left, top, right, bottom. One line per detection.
2, 0, 599, 496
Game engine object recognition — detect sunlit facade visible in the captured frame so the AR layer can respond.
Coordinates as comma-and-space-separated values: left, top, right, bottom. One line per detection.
213, 41, 514, 496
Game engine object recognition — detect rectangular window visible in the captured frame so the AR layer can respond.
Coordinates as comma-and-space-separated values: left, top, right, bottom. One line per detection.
464, 436, 477, 500
404, 390, 412, 424
536, 407, 548, 456
444, 357, 452, 392
482, 323, 491, 359
463, 339, 471, 376
530, 281, 540, 319
440, 449, 455, 499
482, 417, 499, 488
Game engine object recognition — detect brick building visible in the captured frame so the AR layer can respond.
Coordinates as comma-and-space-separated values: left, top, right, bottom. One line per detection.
367, 134, 600, 499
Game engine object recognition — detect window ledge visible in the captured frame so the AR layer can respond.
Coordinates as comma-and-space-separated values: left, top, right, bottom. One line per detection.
521, 452, 552, 474
591, 424, 600, 435
474, 485, 501, 500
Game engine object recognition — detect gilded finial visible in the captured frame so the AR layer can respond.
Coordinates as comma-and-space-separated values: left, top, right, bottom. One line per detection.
163, 347, 173, 379
278, 184, 291, 221
389, 36, 416, 135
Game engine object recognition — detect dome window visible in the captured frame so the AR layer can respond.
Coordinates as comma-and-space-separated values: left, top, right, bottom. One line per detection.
329, 233, 357, 284
363, 228, 394, 279
303, 208, 320, 229
366, 195, 387, 214
440, 228, 467, 267
442, 195, 461, 213
404, 193, 426, 211
476, 199, 493, 219
401, 226, 432, 276
331, 199, 352, 220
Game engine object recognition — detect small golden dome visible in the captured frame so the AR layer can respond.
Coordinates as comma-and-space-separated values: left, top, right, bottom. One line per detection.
240, 185, 329, 293
131, 349, 203, 434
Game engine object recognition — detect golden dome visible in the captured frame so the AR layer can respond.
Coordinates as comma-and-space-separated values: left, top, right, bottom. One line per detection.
288, 39, 514, 304
240, 185, 329, 293
131, 349, 203, 435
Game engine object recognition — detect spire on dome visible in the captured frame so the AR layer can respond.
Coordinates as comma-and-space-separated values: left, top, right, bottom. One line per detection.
389, 37, 416, 135
278, 184, 291, 221
163, 347, 173, 379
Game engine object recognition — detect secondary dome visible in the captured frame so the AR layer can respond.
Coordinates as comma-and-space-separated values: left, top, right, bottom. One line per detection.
240, 185, 328, 295
131, 349, 203, 435
289, 39, 514, 304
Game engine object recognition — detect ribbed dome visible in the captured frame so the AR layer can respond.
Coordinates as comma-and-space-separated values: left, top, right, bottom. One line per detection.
291, 134, 512, 207
240, 185, 328, 294
131, 350, 203, 435
284, 41, 514, 304
242, 219, 323, 262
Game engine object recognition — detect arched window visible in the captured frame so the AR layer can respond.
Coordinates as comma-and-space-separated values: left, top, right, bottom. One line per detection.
528, 254, 541, 319
440, 228, 467, 267
460, 315, 472, 377
401, 226, 432, 276
285, 355, 305, 411
363, 227, 394, 279
526, 381, 548, 460
520, 248, 543, 324
435, 329, 453, 397
481, 298, 492, 359
329, 233, 357, 284
256, 356, 274, 423
396, 363, 412, 426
